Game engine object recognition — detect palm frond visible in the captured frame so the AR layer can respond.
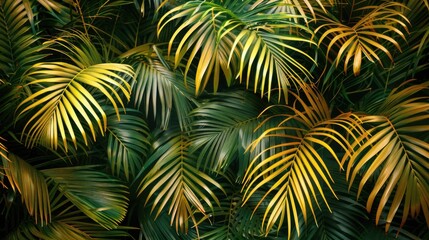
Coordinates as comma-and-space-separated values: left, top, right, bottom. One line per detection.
0, 0, 47, 83
243, 83, 364, 238
315, 1, 409, 75
291, 158, 368, 240
36, 0, 74, 26
106, 107, 151, 181
137, 129, 224, 234
5, 211, 132, 240
17, 60, 133, 151
190, 90, 278, 178
138, 204, 194, 240
158, 0, 315, 98
42, 166, 129, 230
1, 153, 50, 225
198, 172, 272, 240
345, 81, 429, 231
120, 44, 197, 130
252, 0, 331, 22
133, 0, 167, 17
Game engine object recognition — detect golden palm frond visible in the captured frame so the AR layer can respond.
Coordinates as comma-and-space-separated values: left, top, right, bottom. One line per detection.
345, 82, 429, 231
1, 153, 51, 225
17, 62, 133, 151
243, 83, 364, 238
315, 1, 409, 75
158, 0, 315, 99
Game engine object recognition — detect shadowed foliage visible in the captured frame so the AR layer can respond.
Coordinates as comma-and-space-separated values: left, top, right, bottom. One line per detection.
0, 0, 428, 239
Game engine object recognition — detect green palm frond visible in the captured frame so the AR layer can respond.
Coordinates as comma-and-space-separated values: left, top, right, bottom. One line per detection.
106, 108, 151, 181
315, 1, 409, 75
120, 44, 197, 130
17, 50, 133, 151
345, 81, 429, 231
190, 90, 279, 177
1, 153, 50, 225
158, 0, 315, 98
243, 83, 364, 238
291, 158, 368, 240
0, 0, 46, 83
42, 166, 129, 230
137, 129, 224, 234
138, 204, 194, 240
197, 172, 272, 240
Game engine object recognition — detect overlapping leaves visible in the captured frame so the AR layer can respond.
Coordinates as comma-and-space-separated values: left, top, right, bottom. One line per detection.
243, 84, 364, 238
137, 129, 224, 234
42, 166, 129, 230
106, 108, 151, 181
17, 34, 134, 151
315, 1, 409, 75
1, 153, 51, 225
0, 0, 46, 83
345, 82, 429, 230
190, 90, 279, 177
120, 44, 196, 130
158, 0, 315, 98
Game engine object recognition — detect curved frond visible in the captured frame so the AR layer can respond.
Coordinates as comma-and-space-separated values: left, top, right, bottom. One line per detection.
137, 129, 224, 234
1, 153, 50, 225
346, 82, 429, 230
243, 84, 364, 238
42, 166, 129, 230
190, 90, 276, 177
106, 108, 151, 181
17, 61, 133, 151
120, 44, 196, 130
315, 1, 409, 75
0, 0, 46, 83
158, 0, 315, 98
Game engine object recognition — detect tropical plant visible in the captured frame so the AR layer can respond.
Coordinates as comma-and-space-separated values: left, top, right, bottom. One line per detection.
0, 0, 428, 239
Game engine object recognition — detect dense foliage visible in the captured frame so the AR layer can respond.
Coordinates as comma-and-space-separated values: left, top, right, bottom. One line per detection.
1, 0, 428, 239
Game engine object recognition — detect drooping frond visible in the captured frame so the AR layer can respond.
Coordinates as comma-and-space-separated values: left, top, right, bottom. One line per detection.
315, 1, 409, 75
243, 83, 364, 238
17, 59, 133, 151
120, 43, 197, 130
158, 0, 315, 98
42, 166, 129, 230
0, 0, 46, 83
137, 129, 224, 234
291, 160, 369, 240
1, 153, 50, 225
345, 81, 429, 231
